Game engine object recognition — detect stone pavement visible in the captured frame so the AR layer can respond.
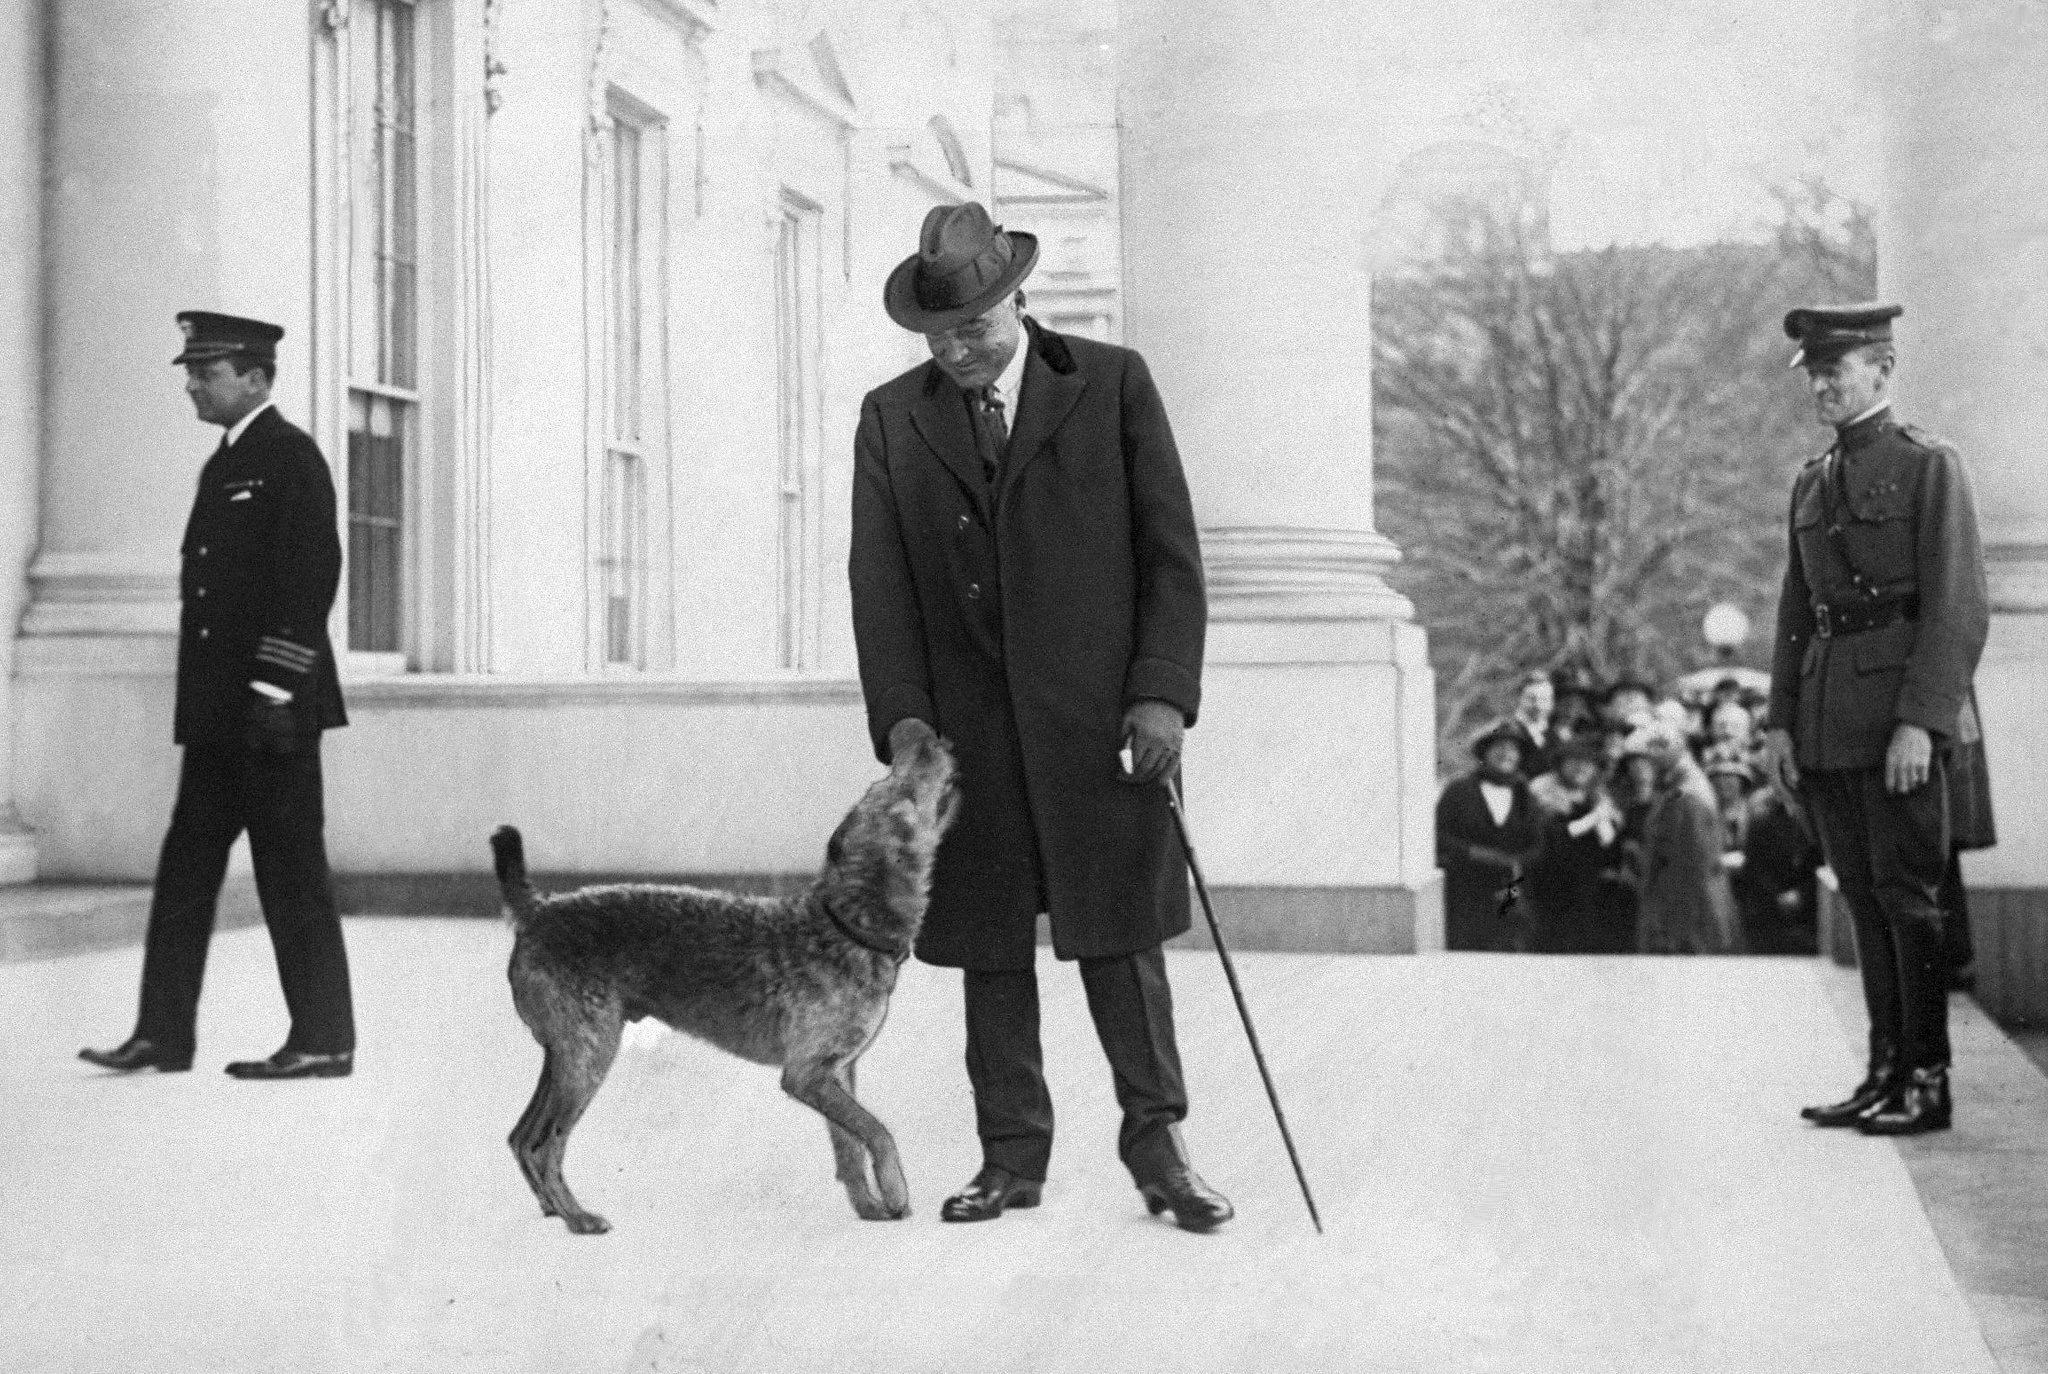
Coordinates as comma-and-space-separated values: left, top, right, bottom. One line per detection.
4, 919, 2046, 1373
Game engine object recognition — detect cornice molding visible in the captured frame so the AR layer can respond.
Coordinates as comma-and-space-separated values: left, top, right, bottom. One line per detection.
637, 0, 716, 41
887, 145, 971, 205
751, 48, 858, 131
346, 673, 865, 709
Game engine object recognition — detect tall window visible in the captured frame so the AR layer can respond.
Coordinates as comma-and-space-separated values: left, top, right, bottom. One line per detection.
346, 0, 419, 656
599, 106, 664, 669
774, 193, 823, 670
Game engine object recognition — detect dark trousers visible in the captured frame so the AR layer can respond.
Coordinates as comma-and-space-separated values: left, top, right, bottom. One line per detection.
1939, 848, 1975, 975
1807, 760, 1950, 1071
963, 943, 1189, 1184
134, 741, 355, 1055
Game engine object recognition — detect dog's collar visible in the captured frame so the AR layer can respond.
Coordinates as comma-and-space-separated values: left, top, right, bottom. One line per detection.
823, 897, 911, 965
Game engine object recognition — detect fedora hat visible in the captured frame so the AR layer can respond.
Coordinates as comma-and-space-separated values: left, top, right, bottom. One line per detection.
884, 202, 1038, 333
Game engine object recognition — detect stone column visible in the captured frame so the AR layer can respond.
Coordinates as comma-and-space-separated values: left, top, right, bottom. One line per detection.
0, 0, 44, 883
1867, 0, 2048, 1009
1117, 0, 1439, 950
16, 0, 315, 877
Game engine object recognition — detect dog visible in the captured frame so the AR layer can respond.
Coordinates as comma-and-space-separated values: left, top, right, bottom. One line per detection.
490, 735, 957, 1234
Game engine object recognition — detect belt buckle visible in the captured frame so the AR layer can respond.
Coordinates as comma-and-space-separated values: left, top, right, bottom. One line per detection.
1813, 604, 1833, 639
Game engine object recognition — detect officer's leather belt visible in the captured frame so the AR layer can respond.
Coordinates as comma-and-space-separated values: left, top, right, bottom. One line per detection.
1812, 595, 1918, 639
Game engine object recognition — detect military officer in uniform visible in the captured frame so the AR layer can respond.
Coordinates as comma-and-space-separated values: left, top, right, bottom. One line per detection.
1765, 303, 1989, 1135
80, 312, 356, 1080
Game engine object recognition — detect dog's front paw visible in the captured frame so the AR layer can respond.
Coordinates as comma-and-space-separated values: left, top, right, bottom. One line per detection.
561, 1210, 613, 1235
855, 1200, 911, 1221
847, 1187, 909, 1221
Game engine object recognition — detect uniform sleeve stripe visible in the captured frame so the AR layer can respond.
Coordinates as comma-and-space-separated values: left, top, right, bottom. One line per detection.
257, 637, 317, 665
253, 651, 314, 676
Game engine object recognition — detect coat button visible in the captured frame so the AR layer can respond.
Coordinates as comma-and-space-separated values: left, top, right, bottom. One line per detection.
957, 514, 970, 530
197, 546, 208, 557
967, 583, 981, 599
195, 587, 206, 598
198, 627, 209, 639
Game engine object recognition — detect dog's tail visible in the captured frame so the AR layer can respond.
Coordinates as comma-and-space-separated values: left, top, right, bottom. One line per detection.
490, 825, 539, 924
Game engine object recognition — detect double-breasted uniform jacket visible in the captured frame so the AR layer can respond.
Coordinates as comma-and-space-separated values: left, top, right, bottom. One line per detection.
176, 406, 347, 745
850, 320, 1206, 971
1767, 409, 1988, 772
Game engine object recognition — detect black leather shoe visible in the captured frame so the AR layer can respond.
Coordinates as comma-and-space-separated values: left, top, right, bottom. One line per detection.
1138, 1167, 1234, 1233
940, 1165, 1043, 1222
1800, 1066, 1897, 1127
224, 1048, 353, 1080
1858, 1066, 1952, 1136
78, 1037, 193, 1073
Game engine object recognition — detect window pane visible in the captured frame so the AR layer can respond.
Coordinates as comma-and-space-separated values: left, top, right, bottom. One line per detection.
601, 449, 643, 666
348, 395, 406, 653
609, 120, 641, 446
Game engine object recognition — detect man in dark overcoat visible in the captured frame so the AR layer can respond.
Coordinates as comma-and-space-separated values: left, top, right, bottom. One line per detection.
81, 312, 355, 1080
1765, 303, 1988, 1135
849, 203, 1230, 1231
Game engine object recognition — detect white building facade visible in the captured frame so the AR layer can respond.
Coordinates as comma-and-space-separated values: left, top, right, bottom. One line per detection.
4, 0, 1010, 884
3, 0, 1471, 956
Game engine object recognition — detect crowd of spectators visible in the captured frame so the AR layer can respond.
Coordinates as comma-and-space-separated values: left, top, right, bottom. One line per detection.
1435, 670, 1823, 956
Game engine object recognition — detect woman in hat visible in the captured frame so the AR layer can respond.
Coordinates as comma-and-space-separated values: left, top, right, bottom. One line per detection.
1525, 736, 1624, 952
1435, 719, 1546, 951
1628, 720, 1741, 954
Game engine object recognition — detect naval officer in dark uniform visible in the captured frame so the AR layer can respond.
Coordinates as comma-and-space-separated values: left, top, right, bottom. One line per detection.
80, 312, 356, 1080
1764, 303, 1988, 1135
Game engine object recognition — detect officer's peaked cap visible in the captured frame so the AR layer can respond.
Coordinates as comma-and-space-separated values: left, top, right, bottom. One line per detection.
173, 311, 285, 366
1783, 302, 1902, 369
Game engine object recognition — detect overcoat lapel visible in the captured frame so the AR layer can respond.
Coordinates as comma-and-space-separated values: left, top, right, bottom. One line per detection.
907, 367, 990, 520
999, 337, 1084, 508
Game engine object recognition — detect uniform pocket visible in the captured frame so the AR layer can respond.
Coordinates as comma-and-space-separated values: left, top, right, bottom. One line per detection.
1840, 491, 1913, 578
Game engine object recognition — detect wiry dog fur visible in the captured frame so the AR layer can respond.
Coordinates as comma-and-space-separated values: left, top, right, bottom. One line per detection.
491, 736, 957, 1234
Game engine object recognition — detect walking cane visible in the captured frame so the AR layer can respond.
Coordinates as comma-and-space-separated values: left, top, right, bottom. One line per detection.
1163, 776, 1324, 1235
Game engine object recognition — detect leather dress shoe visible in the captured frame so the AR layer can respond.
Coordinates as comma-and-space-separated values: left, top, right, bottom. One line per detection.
78, 1037, 193, 1073
1138, 1167, 1234, 1233
1858, 1066, 1952, 1136
224, 1048, 353, 1080
1800, 1067, 1896, 1128
940, 1165, 1043, 1222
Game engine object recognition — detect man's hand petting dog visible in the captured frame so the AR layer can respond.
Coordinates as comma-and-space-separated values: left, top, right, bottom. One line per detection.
1119, 699, 1182, 785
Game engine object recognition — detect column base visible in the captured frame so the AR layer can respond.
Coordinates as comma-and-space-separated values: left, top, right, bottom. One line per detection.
0, 812, 37, 886
1166, 877, 1444, 955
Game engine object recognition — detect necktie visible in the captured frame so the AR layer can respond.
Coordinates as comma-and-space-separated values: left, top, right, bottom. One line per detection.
970, 386, 1008, 486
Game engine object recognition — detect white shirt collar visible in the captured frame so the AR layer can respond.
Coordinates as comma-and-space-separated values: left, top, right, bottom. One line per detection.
990, 328, 1029, 419
224, 400, 274, 449
1841, 397, 1891, 430
1478, 779, 1517, 826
